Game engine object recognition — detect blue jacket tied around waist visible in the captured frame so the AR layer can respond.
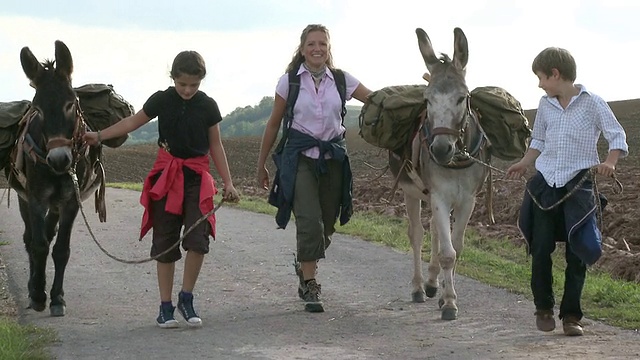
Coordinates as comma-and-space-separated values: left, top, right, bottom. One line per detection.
518, 170, 607, 266
268, 128, 353, 229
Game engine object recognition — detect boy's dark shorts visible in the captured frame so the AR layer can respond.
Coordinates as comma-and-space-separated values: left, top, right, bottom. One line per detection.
150, 174, 211, 263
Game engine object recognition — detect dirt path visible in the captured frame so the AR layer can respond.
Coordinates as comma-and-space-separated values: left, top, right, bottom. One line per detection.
1, 189, 639, 360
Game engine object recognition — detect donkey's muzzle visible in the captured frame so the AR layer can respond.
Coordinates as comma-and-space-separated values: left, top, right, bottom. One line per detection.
46, 147, 73, 174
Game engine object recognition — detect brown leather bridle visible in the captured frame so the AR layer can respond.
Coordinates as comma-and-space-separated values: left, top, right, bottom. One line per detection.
419, 94, 486, 169
22, 98, 88, 167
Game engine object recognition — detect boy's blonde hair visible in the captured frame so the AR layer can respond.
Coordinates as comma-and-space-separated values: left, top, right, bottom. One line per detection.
532, 47, 576, 82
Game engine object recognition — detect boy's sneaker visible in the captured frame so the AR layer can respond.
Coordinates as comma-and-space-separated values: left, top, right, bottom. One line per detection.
302, 280, 324, 313
156, 305, 179, 329
535, 309, 556, 332
177, 291, 202, 327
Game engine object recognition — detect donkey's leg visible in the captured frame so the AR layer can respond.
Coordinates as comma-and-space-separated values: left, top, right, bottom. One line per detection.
425, 215, 440, 298
23, 199, 49, 312
451, 197, 476, 274
431, 197, 457, 320
44, 211, 59, 245
18, 199, 39, 309
49, 208, 76, 317
405, 194, 426, 303
439, 197, 477, 320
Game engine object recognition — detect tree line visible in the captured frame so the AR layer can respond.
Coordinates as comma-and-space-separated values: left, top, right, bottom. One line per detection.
126, 96, 362, 144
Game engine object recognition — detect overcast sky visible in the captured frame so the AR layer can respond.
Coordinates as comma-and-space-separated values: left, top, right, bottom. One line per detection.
1, 0, 639, 116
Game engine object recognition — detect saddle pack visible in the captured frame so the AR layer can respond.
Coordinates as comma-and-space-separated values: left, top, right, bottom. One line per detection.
74, 83, 134, 148
358, 84, 532, 161
358, 85, 426, 152
470, 86, 532, 161
0, 100, 31, 171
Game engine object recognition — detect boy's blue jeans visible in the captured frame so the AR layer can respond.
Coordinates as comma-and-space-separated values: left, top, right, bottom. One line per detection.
530, 185, 586, 320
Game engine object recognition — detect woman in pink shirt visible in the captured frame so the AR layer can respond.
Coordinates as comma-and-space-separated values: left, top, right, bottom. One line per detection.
257, 24, 371, 313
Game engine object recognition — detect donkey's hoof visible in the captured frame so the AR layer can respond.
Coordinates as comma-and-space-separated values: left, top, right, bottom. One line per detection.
50, 304, 66, 317
29, 300, 46, 312
412, 290, 426, 303
438, 298, 445, 309
425, 285, 438, 298
441, 307, 458, 320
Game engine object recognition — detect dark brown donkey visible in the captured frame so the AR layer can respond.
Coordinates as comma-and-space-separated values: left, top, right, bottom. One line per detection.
6, 40, 106, 316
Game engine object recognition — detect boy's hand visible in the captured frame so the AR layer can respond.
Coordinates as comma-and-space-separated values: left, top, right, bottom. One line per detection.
505, 161, 527, 180
595, 162, 616, 178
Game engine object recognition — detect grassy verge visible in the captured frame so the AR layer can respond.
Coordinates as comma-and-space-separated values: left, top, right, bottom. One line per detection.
230, 194, 640, 330
0, 318, 56, 360
0, 238, 57, 359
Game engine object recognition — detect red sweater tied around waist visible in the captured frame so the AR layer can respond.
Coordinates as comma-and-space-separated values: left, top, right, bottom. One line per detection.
139, 148, 217, 240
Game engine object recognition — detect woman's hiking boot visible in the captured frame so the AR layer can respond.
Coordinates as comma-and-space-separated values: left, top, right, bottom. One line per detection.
294, 257, 305, 300
302, 279, 324, 313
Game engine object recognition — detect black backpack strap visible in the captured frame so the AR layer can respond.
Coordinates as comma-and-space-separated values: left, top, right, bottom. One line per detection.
275, 70, 300, 154
275, 68, 346, 152
331, 68, 347, 123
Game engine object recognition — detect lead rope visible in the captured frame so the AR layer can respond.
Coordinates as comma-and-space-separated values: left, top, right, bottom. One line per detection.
463, 153, 623, 232
69, 168, 224, 264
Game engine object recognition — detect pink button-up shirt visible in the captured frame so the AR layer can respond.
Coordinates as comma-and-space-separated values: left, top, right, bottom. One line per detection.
275, 64, 360, 159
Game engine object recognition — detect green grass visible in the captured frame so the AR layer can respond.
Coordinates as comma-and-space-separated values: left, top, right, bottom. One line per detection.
107, 182, 142, 191
0, 318, 56, 360
227, 193, 640, 330
0, 239, 56, 359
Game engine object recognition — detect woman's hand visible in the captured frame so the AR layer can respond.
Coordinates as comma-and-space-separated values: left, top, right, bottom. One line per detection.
83, 131, 100, 146
257, 166, 270, 191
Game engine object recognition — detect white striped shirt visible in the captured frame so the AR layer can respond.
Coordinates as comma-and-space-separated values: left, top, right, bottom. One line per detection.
530, 84, 628, 187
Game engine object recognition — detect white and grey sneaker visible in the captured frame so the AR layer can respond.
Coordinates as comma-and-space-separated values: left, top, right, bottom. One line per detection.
156, 305, 179, 329
177, 291, 202, 327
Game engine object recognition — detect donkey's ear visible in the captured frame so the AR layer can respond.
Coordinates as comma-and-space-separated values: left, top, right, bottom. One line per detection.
416, 28, 438, 72
54, 40, 73, 80
452, 27, 468, 72
20, 46, 44, 85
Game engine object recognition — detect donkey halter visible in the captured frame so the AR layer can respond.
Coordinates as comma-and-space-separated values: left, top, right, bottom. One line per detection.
419, 93, 483, 168
24, 98, 88, 166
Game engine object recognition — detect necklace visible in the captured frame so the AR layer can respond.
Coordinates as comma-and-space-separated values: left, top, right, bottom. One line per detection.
303, 63, 326, 80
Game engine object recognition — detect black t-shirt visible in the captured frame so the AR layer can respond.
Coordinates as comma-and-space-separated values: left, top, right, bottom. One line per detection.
143, 87, 222, 159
